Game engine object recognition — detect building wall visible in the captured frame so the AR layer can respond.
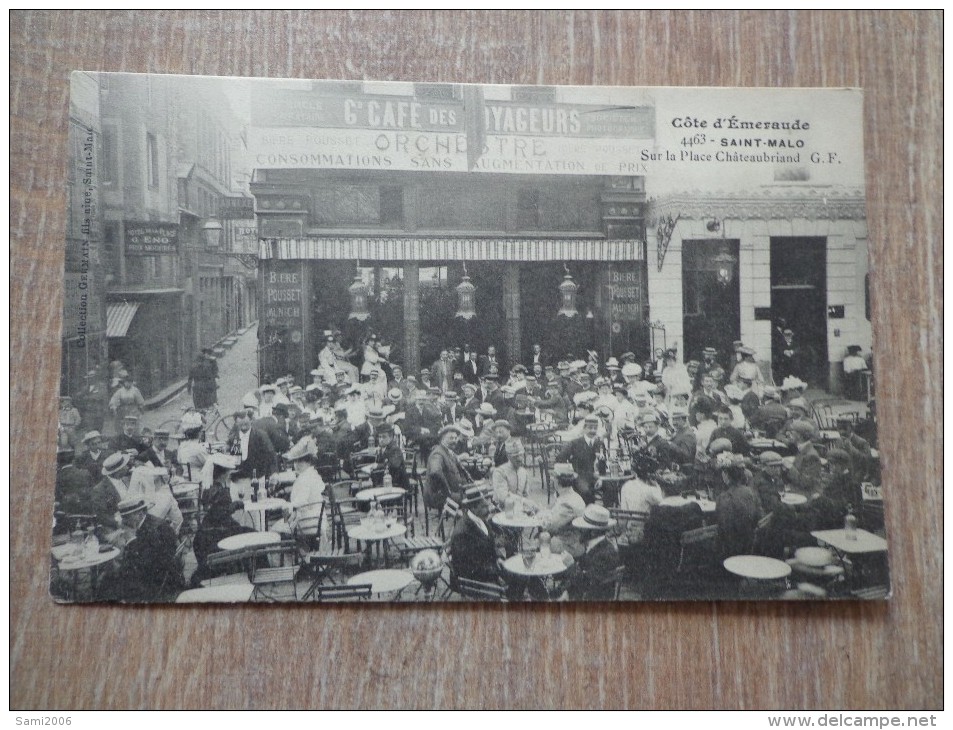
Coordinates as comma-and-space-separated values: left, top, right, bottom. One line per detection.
647, 194, 869, 390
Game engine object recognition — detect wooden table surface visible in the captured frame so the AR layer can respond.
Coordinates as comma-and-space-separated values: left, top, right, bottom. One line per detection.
11, 10, 941, 710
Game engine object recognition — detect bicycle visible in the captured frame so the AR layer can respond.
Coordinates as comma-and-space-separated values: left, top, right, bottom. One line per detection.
158, 403, 235, 443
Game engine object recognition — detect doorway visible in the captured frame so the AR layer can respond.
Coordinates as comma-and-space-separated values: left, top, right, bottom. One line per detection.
682, 239, 741, 363
770, 237, 828, 387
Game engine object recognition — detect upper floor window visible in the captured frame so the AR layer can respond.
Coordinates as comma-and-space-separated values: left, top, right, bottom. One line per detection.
146, 132, 159, 188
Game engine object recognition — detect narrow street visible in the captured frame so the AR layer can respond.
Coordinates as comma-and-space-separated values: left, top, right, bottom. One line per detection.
141, 323, 260, 432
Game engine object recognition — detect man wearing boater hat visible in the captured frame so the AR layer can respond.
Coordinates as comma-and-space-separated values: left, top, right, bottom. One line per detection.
557, 414, 606, 504
106, 497, 184, 602
90, 451, 134, 533
562, 504, 621, 601
449, 484, 503, 586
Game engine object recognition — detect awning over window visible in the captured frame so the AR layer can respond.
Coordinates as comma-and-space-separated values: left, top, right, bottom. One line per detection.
259, 237, 644, 262
106, 301, 141, 338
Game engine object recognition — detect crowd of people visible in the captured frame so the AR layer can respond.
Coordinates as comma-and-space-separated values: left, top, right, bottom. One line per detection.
52, 327, 880, 602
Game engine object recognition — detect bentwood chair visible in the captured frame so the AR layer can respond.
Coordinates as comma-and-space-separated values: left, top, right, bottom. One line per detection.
247, 540, 302, 602
312, 584, 372, 602
455, 577, 507, 602
327, 480, 361, 550
202, 547, 252, 588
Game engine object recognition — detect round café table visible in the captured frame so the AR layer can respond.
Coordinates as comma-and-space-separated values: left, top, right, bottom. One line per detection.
779, 492, 809, 506
241, 497, 290, 531
501, 552, 570, 578
347, 569, 414, 598
722, 555, 791, 597
491, 512, 541, 530
217, 531, 282, 552
51, 545, 121, 601
175, 584, 255, 603
354, 486, 406, 504
660, 495, 716, 513
346, 522, 406, 567
501, 551, 571, 601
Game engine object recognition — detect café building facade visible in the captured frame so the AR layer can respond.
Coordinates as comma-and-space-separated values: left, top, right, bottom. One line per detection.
248, 82, 869, 393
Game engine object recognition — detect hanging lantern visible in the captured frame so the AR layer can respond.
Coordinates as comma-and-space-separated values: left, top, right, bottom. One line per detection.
455, 262, 477, 320
557, 263, 579, 318
713, 250, 736, 287
348, 265, 370, 321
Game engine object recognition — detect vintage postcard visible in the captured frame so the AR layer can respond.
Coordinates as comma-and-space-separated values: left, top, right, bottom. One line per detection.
54, 73, 885, 603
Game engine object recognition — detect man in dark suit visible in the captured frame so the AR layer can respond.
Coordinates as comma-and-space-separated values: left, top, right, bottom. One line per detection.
253, 402, 292, 457
352, 408, 388, 450
74, 430, 112, 481
88, 452, 134, 533
404, 391, 443, 444
229, 411, 278, 478
479, 345, 502, 377
54, 447, 92, 519
784, 419, 824, 495
375, 424, 409, 491
108, 498, 184, 602
449, 485, 503, 585
425, 425, 470, 510
563, 504, 622, 601
459, 345, 481, 385
138, 429, 177, 469
110, 415, 146, 454
656, 408, 696, 467
558, 414, 606, 504
529, 342, 546, 370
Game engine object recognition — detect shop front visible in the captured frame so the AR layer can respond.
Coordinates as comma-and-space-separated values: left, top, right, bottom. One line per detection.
256, 232, 648, 384
647, 188, 869, 392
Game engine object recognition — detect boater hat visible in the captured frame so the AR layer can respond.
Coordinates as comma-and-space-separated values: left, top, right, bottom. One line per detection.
118, 498, 149, 517
437, 424, 462, 440
572, 504, 616, 531
102, 452, 133, 476
82, 430, 103, 443
477, 403, 497, 417
284, 438, 318, 461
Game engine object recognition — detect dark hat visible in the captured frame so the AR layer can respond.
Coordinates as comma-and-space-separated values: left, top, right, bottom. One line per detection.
272, 403, 290, 416
826, 447, 851, 463
847, 345, 863, 354
462, 484, 493, 506
835, 414, 856, 426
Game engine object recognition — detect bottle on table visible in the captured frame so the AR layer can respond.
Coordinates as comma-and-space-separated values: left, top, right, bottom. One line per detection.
383, 472, 393, 491
844, 503, 858, 541
83, 526, 100, 559
250, 469, 259, 503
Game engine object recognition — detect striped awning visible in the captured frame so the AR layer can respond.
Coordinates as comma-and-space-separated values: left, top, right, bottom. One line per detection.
259, 237, 644, 262
106, 301, 141, 338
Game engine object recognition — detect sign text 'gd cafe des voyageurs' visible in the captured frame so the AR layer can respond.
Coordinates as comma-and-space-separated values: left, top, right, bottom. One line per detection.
248, 84, 656, 174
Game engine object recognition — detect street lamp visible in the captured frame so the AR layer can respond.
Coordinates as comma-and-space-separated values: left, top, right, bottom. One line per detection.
202, 219, 224, 250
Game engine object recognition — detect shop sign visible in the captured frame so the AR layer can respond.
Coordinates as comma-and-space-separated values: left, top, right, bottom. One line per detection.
226, 219, 258, 255
248, 83, 655, 174
124, 222, 178, 255
263, 261, 303, 326
602, 266, 644, 322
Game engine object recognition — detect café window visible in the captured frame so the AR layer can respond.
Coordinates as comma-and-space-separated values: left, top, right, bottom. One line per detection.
102, 126, 118, 184
380, 186, 403, 226
146, 132, 159, 188
516, 188, 540, 229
